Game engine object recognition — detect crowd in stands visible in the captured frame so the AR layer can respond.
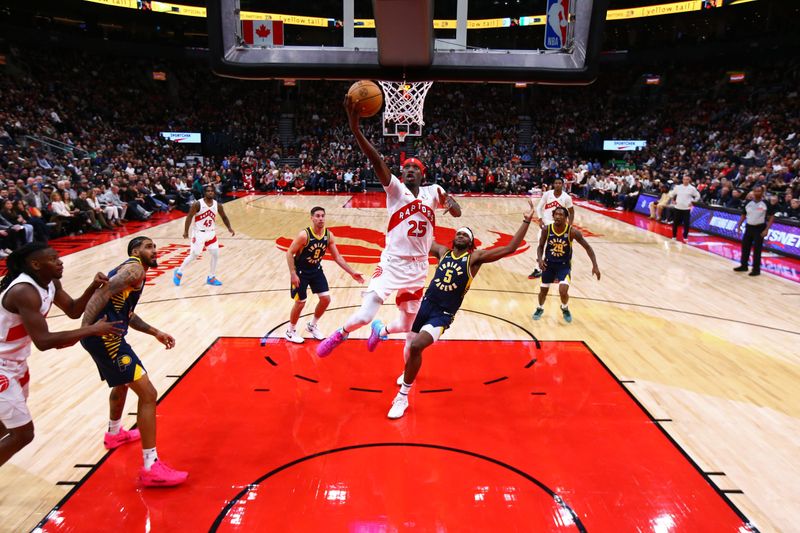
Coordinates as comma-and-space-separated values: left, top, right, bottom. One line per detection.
1, 44, 798, 257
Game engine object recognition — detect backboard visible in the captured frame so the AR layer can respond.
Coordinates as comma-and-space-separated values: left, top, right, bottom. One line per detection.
208, 0, 608, 84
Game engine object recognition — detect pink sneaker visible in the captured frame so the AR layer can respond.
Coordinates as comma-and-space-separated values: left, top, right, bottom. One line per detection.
104, 428, 141, 450
139, 460, 188, 487
366, 319, 387, 352
316, 328, 348, 358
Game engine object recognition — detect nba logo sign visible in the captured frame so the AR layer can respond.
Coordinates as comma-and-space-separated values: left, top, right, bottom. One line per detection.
544, 0, 571, 50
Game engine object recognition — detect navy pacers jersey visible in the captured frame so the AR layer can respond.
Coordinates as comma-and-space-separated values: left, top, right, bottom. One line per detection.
544, 223, 573, 265
425, 250, 473, 314
102, 257, 144, 336
295, 227, 329, 273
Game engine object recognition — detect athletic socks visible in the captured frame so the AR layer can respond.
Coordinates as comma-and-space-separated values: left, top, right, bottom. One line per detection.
561, 304, 569, 310
380, 325, 390, 337
108, 418, 122, 435
143, 447, 159, 470
400, 382, 413, 395
310, 316, 319, 326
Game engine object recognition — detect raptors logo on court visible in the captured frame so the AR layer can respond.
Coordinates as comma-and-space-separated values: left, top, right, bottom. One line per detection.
275, 225, 529, 265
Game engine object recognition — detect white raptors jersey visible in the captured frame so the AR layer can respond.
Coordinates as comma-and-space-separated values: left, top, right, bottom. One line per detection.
0, 273, 55, 362
384, 175, 443, 259
537, 190, 573, 225
193, 199, 218, 234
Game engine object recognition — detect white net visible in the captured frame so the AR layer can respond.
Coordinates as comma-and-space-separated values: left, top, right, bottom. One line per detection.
378, 81, 433, 141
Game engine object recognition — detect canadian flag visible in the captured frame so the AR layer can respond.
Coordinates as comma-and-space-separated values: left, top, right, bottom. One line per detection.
242, 20, 284, 46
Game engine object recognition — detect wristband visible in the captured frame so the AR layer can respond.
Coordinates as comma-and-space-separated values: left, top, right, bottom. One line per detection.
522, 217, 531, 224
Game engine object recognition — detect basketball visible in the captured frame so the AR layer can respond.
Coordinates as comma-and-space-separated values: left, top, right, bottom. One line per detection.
347, 80, 383, 118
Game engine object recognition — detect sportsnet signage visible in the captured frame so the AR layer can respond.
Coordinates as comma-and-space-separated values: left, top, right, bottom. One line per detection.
690, 206, 800, 259
160, 131, 201, 143
603, 140, 647, 151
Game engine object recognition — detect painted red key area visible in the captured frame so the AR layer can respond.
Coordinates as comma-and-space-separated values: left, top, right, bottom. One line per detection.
38, 339, 753, 532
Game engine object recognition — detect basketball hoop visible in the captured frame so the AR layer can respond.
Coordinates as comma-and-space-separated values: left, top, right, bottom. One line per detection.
379, 80, 433, 140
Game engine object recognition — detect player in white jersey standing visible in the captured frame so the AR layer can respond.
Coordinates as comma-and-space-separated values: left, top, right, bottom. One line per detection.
0, 243, 122, 466
173, 184, 235, 286
529, 177, 575, 279
316, 95, 462, 358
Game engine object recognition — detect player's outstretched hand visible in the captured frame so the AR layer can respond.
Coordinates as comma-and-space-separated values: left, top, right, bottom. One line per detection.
182, 231, 189, 239
91, 317, 125, 337
592, 266, 602, 280
91, 272, 110, 290
351, 272, 366, 284
229, 228, 236, 237
155, 330, 176, 350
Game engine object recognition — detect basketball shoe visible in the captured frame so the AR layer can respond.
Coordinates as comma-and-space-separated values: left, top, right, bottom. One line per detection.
532, 307, 544, 320
316, 328, 348, 357
367, 320, 388, 352
206, 276, 223, 286
139, 461, 188, 487
387, 392, 409, 419
285, 328, 304, 344
306, 322, 325, 340
172, 271, 182, 286
528, 269, 542, 279
561, 306, 572, 323
104, 428, 141, 450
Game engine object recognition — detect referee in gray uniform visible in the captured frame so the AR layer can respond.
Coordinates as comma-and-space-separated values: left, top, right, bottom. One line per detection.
734, 185, 776, 276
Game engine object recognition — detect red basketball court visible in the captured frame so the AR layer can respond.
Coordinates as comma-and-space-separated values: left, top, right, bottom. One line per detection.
36, 337, 755, 532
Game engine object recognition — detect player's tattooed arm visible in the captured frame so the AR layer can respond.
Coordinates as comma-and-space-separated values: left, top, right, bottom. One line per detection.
81, 263, 144, 326
52, 272, 109, 319
130, 313, 176, 349
128, 313, 156, 335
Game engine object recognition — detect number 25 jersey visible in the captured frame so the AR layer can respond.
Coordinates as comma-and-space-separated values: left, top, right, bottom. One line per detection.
384, 175, 443, 259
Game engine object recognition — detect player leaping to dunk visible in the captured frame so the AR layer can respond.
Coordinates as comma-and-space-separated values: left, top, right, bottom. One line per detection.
316, 93, 462, 358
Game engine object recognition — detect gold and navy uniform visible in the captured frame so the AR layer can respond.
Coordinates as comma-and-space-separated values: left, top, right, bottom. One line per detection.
81, 257, 146, 387
542, 223, 573, 284
412, 250, 473, 334
291, 227, 330, 301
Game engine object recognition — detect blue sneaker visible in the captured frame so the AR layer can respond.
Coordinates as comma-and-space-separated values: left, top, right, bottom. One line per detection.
367, 319, 387, 352
561, 307, 572, 323
532, 307, 544, 320
206, 276, 223, 286
173, 271, 182, 286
